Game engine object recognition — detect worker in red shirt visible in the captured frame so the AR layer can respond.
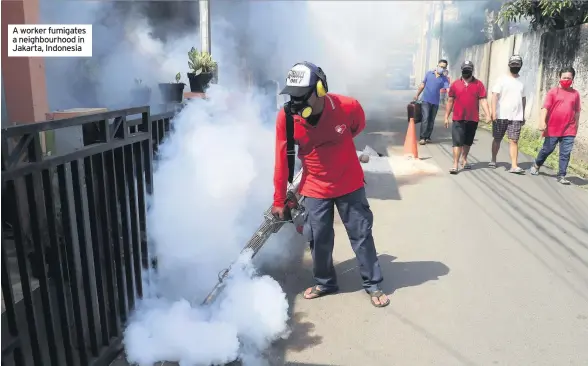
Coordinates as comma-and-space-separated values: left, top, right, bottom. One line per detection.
271, 62, 389, 308
530, 67, 581, 185
444, 61, 491, 174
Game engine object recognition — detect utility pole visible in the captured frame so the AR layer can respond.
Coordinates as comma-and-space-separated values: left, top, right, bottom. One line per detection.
424, 1, 434, 71
438, 1, 445, 61
199, 0, 211, 54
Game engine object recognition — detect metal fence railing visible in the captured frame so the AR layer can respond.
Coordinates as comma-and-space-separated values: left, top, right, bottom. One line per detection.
1, 106, 176, 366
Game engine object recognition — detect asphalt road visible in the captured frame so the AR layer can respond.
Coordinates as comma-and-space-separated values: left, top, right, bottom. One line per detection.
266, 90, 588, 366
112, 90, 588, 366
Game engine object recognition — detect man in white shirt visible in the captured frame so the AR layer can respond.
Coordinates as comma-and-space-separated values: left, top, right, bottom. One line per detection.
490, 55, 527, 174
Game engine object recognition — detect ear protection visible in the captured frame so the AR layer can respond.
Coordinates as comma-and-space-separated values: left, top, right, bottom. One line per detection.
303, 62, 328, 97
297, 62, 329, 118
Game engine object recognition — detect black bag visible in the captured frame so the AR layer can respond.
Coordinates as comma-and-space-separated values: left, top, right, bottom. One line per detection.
407, 101, 423, 124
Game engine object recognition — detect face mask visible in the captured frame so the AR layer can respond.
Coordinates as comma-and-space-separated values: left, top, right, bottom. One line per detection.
510, 66, 521, 74
462, 71, 472, 79
288, 94, 313, 118
560, 79, 573, 89
437, 67, 445, 74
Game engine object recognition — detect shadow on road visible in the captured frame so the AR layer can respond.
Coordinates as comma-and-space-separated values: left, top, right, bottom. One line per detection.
363, 171, 401, 200
279, 253, 450, 302
261, 254, 323, 364
336, 254, 450, 296
433, 141, 588, 303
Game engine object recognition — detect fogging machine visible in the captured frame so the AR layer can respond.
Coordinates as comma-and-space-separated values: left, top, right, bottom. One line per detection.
201, 170, 306, 306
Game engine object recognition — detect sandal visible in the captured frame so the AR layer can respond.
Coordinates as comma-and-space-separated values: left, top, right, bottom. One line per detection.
302, 285, 338, 300
509, 167, 526, 175
488, 162, 496, 168
449, 167, 458, 175
367, 290, 390, 308
462, 163, 472, 170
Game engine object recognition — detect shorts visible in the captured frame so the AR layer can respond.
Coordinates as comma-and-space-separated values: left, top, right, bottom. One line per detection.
452, 120, 478, 147
493, 119, 524, 141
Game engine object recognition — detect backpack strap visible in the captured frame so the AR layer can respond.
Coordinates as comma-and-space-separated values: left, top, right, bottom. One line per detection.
284, 106, 296, 183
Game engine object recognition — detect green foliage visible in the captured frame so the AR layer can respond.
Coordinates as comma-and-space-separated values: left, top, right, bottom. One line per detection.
187, 47, 218, 75
498, 0, 588, 31
175, 72, 181, 83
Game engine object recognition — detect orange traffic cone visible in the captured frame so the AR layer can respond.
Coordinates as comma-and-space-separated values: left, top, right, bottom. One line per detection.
404, 117, 419, 159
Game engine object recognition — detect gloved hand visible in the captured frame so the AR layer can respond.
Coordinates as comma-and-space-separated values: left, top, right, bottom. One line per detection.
271, 206, 286, 220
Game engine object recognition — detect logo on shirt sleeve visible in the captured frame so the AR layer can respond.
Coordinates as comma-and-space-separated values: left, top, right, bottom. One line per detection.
335, 124, 347, 134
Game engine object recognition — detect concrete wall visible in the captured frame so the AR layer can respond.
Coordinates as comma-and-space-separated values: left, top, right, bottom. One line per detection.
487, 36, 515, 94
450, 42, 492, 87
1, 78, 7, 127
442, 24, 588, 164
514, 30, 543, 127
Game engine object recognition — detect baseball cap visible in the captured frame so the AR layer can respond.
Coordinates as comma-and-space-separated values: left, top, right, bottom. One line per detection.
461, 60, 474, 71
280, 62, 322, 97
508, 55, 523, 67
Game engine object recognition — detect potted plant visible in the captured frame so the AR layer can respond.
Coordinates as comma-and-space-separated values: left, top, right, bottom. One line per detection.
158, 72, 185, 103
187, 47, 217, 93
131, 78, 152, 106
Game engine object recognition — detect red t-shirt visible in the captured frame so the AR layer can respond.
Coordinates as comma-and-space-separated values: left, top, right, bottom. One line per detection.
543, 87, 581, 137
448, 78, 487, 122
273, 93, 365, 208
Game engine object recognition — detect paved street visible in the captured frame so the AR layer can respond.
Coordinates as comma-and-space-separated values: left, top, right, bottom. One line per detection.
266, 90, 588, 366
112, 90, 588, 366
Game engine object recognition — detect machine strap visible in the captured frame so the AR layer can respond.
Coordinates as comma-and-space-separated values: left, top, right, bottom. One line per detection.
284, 107, 295, 183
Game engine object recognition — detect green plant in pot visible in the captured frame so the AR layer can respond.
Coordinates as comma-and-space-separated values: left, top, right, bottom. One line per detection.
131, 78, 152, 106
158, 72, 185, 104
187, 47, 217, 93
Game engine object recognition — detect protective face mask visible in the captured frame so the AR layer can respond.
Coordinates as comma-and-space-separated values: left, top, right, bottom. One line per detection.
462, 71, 472, 79
510, 66, 521, 74
560, 79, 573, 89
437, 67, 445, 74
288, 94, 313, 118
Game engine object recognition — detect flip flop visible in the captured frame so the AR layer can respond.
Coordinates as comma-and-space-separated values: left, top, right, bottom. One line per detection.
488, 162, 496, 168
367, 290, 390, 308
449, 168, 458, 175
302, 285, 339, 300
462, 163, 472, 170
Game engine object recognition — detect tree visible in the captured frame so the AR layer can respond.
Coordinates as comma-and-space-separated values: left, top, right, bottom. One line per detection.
498, 0, 588, 31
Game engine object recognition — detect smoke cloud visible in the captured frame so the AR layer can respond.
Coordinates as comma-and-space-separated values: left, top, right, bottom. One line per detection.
40, 1, 421, 364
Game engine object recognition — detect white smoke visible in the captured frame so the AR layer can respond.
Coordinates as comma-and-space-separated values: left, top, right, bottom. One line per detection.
121, 41, 300, 365
39, 1, 422, 364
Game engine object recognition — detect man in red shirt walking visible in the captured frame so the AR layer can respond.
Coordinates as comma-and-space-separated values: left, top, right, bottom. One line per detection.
271, 61, 389, 308
530, 67, 581, 185
444, 61, 491, 173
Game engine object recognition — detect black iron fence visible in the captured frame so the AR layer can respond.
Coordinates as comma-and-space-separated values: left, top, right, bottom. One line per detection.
1, 106, 176, 366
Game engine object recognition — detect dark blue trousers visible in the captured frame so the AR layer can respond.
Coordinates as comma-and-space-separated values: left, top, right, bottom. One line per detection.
303, 187, 383, 292
420, 101, 439, 140
535, 136, 575, 177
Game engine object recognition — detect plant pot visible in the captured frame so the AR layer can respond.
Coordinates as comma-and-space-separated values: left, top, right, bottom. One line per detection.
187, 72, 214, 93
131, 87, 152, 106
158, 83, 185, 103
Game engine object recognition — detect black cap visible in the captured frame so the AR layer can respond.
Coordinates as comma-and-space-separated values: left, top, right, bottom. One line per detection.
461, 60, 474, 71
280, 62, 322, 97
